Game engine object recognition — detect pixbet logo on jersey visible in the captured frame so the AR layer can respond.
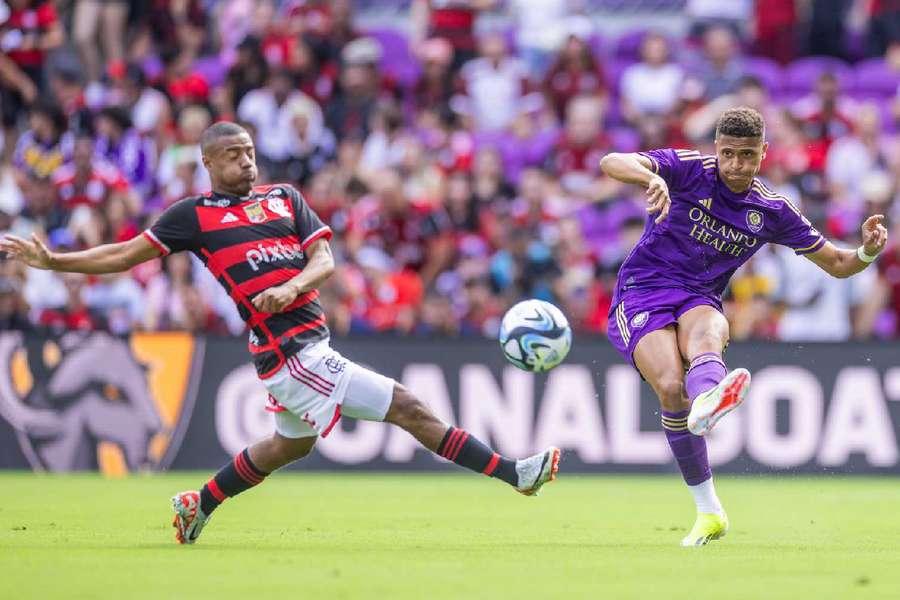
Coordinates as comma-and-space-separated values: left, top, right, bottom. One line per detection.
246, 241, 304, 271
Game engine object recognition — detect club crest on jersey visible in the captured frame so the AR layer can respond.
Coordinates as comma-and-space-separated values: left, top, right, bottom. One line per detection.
630, 311, 649, 329
267, 196, 292, 219
243, 202, 267, 223
746, 210, 764, 233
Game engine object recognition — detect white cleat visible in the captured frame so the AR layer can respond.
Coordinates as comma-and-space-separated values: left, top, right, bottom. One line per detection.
171, 491, 210, 545
515, 447, 561, 496
688, 368, 751, 436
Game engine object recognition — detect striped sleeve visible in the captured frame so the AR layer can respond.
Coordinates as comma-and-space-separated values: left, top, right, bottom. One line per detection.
637, 148, 703, 192
775, 198, 826, 255
144, 198, 200, 255
286, 185, 333, 250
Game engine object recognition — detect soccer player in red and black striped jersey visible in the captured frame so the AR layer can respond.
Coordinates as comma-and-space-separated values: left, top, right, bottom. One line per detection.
1, 122, 560, 545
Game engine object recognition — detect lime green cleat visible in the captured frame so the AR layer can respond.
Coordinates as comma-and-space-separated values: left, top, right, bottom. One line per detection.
681, 512, 728, 547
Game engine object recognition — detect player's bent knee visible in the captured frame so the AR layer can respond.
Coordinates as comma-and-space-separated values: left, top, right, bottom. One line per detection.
271, 433, 315, 464
654, 377, 686, 410
385, 385, 435, 428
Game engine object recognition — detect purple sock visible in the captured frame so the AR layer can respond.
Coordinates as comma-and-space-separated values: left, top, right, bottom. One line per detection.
661, 409, 711, 486
684, 352, 726, 401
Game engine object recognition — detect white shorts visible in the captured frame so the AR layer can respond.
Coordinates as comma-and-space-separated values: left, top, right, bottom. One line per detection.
262, 339, 396, 439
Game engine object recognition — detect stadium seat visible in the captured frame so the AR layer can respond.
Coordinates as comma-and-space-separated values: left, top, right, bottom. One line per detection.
193, 55, 228, 88
785, 56, 854, 95
743, 57, 784, 94
853, 58, 900, 99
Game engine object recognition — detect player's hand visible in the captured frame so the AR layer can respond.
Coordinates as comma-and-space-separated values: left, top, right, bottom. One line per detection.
252, 283, 298, 313
861, 214, 888, 256
646, 175, 671, 224
0, 233, 54, 270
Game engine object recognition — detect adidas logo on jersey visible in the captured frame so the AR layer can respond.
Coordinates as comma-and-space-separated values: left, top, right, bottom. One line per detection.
699, 198, 712, 210
246, 241, 304, 271
221, 212, 239, 224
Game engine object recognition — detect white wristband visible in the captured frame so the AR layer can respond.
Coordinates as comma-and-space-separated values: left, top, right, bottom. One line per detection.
857, 246, 878, 263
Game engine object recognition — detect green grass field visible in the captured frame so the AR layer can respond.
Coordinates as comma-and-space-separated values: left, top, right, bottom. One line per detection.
1, 473, 899, 599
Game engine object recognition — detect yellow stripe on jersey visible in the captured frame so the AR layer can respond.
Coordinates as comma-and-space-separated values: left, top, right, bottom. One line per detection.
793, 237, 825, 253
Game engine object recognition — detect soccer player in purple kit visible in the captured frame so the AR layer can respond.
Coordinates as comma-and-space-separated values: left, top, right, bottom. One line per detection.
599, 107, 889, 546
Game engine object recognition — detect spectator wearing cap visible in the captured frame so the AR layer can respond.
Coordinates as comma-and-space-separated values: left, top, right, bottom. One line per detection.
325, 38, 386, 142
542, 16, 606, 121
621, 33, 683, 123
12, 101, 72, 183
72, 0, 128, 85
454, 32, 533, 132
94, 106, 157, 201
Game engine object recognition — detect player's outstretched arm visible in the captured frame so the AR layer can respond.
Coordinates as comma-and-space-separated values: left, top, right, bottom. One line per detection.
252, 238, 335, 313
0, 232, 162, 274
805, 215, 889, 279
600, 153, 671, 223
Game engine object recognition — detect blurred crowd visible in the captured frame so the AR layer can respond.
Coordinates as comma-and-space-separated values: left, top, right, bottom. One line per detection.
0, 0, 899, 342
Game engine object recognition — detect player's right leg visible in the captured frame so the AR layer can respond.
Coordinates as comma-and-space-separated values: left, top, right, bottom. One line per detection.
172, 424, 317, 545
633, 328, 727, 546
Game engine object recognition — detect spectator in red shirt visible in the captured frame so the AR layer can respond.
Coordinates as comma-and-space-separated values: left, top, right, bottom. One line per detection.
792, 72, 855, 172
412, 37, 456, 115
412, 0, 497, 74
52, 134, 136, 214
0, 0, 63, 128
546, 95, 616, 198
38, 272, 104, 333
543, 24, 606, 121
347, 168, 454, 288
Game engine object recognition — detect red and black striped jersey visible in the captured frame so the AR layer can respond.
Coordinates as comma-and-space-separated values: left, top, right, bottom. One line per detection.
142, 183, 333, 378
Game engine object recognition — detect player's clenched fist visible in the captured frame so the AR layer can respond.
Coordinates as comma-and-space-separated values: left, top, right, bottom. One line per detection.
252, 284, 298, 313
861, 214, 888, 256
646, 174, 671, 224
0, 233, 54, 270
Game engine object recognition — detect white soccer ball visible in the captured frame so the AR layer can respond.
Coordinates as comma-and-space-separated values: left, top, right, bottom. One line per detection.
498, 299, 572, 373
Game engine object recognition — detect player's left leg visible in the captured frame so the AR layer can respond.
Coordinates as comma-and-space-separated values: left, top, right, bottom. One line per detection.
676, 305, 751, 436
343, 366, 558, 495
385, 385, 559, 495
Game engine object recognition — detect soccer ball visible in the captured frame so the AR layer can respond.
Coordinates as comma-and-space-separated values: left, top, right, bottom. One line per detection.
498, 299, 572, 373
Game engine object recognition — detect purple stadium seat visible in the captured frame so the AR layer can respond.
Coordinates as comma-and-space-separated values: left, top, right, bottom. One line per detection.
192, 55, 227, 88
853, 58, 900, 98
743, 57, 784, 93
614, 30, 649, 61
785, 56, 854, 95
365, 28, 417, 83
588, 32, 605, 61
605, 57, 636, 95
608, 127, 640, 152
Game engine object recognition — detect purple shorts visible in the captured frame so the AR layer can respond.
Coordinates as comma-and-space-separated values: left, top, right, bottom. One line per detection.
607, 286, 723, 365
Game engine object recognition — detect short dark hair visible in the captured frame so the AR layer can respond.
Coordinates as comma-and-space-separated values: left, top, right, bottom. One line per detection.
200, 121, 249, 154
715, 107, 765, 139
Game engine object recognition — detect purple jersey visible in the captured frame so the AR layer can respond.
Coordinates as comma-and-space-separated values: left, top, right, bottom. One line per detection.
613, 148, 825, 307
